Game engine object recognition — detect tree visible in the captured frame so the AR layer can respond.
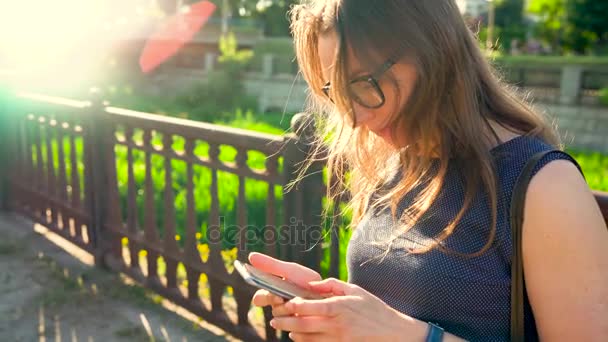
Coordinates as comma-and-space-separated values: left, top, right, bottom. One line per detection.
527, 0, 567, 52
251, 0, 298, 36
494, 0, 525, 27
480, 0, 527, 51
565, 0, 608, 53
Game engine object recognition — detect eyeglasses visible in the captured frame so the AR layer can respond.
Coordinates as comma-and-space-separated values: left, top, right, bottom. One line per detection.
321, 58, 397, 109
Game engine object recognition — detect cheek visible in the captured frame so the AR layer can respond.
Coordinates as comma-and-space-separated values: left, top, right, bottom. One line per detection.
371, 85, 401, 127
351, 104, 375, 125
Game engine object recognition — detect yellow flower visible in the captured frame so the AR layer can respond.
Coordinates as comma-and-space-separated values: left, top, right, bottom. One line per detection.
195, 232, 202, 240
121, 237, 129, 246
199, 273, 208, 283
175, 235, 181, 241
198, 244, 210, 262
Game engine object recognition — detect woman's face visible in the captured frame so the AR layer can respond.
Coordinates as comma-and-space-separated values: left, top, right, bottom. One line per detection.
318, 31, 417, 148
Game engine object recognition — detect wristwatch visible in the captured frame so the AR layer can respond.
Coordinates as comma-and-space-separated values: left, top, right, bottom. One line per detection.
425, 322, 445, 342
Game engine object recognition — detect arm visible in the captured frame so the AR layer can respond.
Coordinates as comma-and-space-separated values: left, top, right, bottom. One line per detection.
523, 160, 608, 341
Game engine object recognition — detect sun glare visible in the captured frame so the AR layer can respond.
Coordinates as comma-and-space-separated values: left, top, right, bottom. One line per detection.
0, 1, 105, 67
0, 0, 156, 89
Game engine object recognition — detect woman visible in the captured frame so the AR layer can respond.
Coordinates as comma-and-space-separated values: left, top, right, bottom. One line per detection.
251, 0, 608, 341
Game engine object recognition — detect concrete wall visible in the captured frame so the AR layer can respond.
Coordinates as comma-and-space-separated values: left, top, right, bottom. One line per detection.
143, 55, 608, 153
542, 104, 608, 153
243, 75, 308, 113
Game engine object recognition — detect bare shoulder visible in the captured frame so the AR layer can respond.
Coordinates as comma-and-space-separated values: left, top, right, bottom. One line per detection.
526, 158, 603, 226
521, 158, 608, 340
524, 157, 607, 249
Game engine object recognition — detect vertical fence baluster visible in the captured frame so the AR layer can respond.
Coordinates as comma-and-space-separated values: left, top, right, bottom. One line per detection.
265, 156, 278, 257
207, 143, 227, 315
44, 117, 57, 227
234, 147, 252, 328
103, 126, 124, 269
143, 129, 161, 286
328, 174, 344, 279
162, 134, 179, 293
69, 123, 82, 240
184, 137, 202, 304
56, 118, 70, 234
9, 116, 24, 212
236, 149, 248, 262
22, 116, 35, 216
264, 155, 279, 340
125, 126, 142, 275
34, 117, 46, 220
0, 86, 9, 211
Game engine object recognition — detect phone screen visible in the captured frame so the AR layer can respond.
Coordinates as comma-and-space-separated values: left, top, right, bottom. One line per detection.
234, 260, 325, 300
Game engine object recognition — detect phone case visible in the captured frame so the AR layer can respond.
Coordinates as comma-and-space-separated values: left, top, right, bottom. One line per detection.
234, 260, 325, 300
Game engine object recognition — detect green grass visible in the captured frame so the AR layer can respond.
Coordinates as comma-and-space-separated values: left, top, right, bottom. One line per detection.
105, 90, 295, 135
569, 150, 608, 192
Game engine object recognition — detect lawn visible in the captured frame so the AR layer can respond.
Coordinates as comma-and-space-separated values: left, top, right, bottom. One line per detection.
569, 150, 608, 192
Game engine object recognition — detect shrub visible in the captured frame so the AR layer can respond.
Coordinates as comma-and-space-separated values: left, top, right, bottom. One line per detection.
173, 32, 258, 119
599, 88, 608, 107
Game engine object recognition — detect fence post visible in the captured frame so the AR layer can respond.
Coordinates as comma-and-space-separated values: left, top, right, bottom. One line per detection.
262, 54, 275, 78
282, 113, 325, 270
560, 65, 583, 106
204, 52, 216, 73
84, 88, 112, 268
0, 84, 11, 211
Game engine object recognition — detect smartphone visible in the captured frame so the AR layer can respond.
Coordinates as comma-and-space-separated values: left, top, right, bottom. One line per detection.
233, 260, 325, 300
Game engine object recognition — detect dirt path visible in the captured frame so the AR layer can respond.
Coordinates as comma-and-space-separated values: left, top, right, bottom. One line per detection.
0, 213, 240, 342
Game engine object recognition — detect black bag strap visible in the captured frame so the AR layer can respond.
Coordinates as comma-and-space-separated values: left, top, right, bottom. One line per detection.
509, 150, 557, 342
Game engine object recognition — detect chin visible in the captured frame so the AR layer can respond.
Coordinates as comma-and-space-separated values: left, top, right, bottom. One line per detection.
373, 131, 396, 148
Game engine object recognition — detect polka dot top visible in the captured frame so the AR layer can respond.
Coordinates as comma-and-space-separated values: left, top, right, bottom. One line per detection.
346, 135, 580, 341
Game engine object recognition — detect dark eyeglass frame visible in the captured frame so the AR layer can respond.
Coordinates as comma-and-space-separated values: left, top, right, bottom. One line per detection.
321, 58, 397, 109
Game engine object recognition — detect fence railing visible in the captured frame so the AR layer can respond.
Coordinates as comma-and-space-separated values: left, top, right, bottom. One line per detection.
0, 89, 347, 342
1, 88, 607, 341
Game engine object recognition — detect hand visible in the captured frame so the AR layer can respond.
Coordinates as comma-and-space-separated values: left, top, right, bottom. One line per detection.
249, 252, 322, 317
269, 278, 428, 342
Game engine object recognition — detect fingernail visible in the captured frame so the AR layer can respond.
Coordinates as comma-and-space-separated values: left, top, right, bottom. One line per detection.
269, 319, 276, 328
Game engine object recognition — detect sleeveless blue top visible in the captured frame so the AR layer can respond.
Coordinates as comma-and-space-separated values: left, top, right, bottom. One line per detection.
346, 135, 579, 341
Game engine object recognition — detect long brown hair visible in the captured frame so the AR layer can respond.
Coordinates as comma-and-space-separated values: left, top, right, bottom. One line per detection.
289, 0, 560, 255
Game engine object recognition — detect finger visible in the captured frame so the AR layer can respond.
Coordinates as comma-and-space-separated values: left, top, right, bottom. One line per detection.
271, 303, 293, 317
283, 296, 345, 317
271, 316, 334, 333
307, 277, 358, 296
248, 252, 321, 285
289, 332, 334, 342
252, 289, 285, 307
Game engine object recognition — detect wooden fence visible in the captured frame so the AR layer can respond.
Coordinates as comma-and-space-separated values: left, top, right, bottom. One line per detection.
0, 88, 607, 341
0, 89, 340, 342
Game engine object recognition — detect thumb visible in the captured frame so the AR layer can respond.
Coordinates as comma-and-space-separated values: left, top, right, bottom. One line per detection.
307, 278, 358, 296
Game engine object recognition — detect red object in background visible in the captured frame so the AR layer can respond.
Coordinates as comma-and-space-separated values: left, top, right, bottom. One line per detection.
139, 1, 216, 73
